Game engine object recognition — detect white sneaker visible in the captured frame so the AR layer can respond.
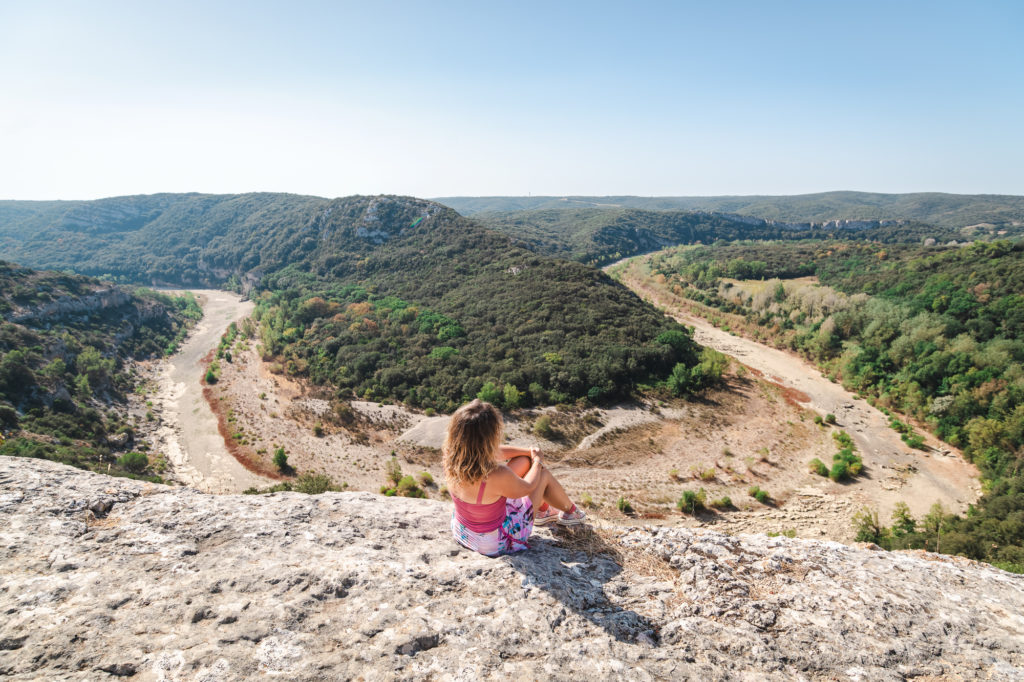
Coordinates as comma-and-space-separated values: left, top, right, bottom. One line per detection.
558, 507, 587, 526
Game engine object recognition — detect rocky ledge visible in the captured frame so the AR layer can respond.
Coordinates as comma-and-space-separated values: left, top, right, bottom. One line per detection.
1, 457, 1022, 681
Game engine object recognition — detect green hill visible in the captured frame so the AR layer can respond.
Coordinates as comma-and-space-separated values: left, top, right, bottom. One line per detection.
434, 192, 1024, 231
0, 194, 700, 410
471, 206, 954, 266
0, 261, 200, 478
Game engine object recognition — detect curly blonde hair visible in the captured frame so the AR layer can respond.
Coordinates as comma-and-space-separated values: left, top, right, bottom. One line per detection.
443, 399, 502, 487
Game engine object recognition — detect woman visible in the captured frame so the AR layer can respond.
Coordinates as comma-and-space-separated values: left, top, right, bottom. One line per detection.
443, 399, 585, 556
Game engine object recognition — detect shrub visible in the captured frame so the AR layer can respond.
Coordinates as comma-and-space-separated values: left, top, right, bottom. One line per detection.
709, 496, 732, 509
503, 384, 523, 409
829, 459, 849, 481
418, 471, 434, 487
424, 407, 436, 417
396, 475, 425, 497
533, 415, 554, 439
668, 468, 680, 481
700, 468, 716, 481
677, 488, 707, 514
809, 458, 829, 476
903, 433, 926, 450
313, 423, 324, 437
293, 472, 342, 494
813, 415, 823, 425
833, 431, 854, 449
273, 447, 288, 471
616, 496, 633, 514
748, 486, 770, 504
117, 451, 148, 473
580, 492, 594, 508
825, 413, 837, 424
385, 456, 403, 485
476, 381, 503, 405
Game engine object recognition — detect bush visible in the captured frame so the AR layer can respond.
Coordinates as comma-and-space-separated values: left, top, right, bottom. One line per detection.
273, 447, 288, 471
829, 459, 849, 481
809, 458, 829, 476
293, 472, 342, 494
117, 451, 148, 473
825, 413, 837, 424
700, 468, 716, 481
833, 431, 854, 448
533, 414, 554, 439
709, 496, 732, 509
903, 433, 926, 450
748, 486, 770, 504
668, 468, 680, 481
476, 381, 503, 406
677, 488, 707, 514
616, 496, 633, 514
580, 492, 594, 508
313, 423, 324, 437
418, 471, 434, 487
813, 415, 823, 425
396, 475, 425, 498
385, 456, 403, 485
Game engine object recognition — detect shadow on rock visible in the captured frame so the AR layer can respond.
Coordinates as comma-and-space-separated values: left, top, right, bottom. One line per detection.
502, 526, 660, 645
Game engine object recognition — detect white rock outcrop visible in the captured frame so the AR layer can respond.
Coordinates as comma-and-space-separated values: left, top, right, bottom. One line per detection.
1, 456, 1022, 680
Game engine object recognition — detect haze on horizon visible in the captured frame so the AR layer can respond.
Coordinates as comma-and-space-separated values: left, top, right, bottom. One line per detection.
1, 0, 1022, 201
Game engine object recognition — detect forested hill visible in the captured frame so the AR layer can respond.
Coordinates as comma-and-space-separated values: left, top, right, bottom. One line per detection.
0, 194, 701, 410
470, 206, 954, 266
0, 261, 200, 478
434, 192, 1024, 231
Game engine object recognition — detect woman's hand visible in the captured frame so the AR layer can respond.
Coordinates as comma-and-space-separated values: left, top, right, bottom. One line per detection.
530, 447, 543, 467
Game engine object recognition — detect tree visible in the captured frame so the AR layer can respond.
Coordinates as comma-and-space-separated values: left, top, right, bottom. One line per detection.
923, 502, 945, 553
853, 507, 889, 546
891, 502, 916, 537
273, 447, 288, 471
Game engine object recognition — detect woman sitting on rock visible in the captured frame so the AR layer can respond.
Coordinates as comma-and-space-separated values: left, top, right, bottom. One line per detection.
444, 399, 585, 556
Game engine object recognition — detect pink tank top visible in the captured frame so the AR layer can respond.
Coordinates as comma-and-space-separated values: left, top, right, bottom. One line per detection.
452, 479, 506, 533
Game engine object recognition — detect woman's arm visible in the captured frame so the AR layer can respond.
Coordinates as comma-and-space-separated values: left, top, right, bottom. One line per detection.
498, 444, 539, 461
488, 448, 544, 499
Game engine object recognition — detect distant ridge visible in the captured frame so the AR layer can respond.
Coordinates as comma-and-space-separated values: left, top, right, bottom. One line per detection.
433, 191, 1024, 229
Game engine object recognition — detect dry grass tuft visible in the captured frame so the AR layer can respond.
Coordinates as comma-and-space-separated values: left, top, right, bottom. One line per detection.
552, 524, 676, 582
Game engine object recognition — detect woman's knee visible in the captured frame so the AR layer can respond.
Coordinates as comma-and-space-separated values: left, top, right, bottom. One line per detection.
507, 455, 531, 478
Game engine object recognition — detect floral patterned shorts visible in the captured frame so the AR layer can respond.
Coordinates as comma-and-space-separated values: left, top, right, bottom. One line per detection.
451, 496, 534, 556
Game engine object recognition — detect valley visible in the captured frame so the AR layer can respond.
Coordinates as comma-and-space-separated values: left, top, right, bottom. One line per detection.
148, 272, 977, 543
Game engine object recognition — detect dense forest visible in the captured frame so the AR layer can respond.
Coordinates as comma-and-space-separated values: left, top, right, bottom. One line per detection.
475, 207, 959, 266
0, 261, 200, 479
437, 191, 1024, 231
649, 239, 1024, 571
252, 208, 700, 411
0, 194, 703, 410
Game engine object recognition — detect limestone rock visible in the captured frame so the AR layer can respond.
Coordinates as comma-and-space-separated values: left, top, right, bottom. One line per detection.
1, 456, 1023, 680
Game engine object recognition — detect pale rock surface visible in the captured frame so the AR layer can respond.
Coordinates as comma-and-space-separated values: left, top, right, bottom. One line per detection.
2, 456, 1023, 681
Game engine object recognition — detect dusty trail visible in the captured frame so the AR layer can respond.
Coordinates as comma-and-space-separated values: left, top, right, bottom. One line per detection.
151, 290, 271, 493
614, 256, 981, 519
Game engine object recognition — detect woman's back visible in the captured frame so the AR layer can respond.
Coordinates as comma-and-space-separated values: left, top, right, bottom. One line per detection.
451, 477, 506, 533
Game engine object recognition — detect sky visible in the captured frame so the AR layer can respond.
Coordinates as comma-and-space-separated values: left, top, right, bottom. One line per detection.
1, 0, 1022, 200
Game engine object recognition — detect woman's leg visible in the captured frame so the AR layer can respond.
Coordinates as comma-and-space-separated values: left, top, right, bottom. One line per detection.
507, 456, 574, 513
506, 455, 531, 478
528, 468, 573, 512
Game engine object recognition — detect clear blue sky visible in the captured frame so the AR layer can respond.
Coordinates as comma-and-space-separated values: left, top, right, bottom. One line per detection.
1, 0, 1022, 199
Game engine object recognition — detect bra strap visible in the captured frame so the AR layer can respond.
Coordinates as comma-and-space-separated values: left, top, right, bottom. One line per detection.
475, 478, 487, 504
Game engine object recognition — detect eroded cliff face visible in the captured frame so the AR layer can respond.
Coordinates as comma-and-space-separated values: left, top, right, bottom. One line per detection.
1, 456, 1022, 681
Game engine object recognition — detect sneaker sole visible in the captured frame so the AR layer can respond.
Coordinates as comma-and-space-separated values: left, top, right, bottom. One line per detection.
534, 516, 559, 526
557, 517, 586, 526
